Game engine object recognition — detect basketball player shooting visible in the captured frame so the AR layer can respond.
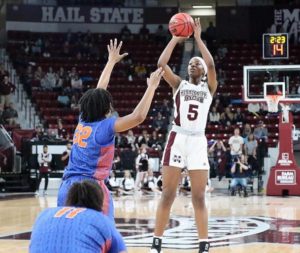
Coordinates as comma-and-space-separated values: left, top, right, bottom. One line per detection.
150, 18, 217, 253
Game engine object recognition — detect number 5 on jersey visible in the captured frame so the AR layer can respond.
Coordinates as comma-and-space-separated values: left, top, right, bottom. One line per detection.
73, 124, 92, 148
188, 104, 199, 121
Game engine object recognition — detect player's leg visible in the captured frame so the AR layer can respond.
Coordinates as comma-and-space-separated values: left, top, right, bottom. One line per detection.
134, 171, 142, 190
151, 165, 182, 253
189, 170, 210, 253
135, 170, 147, 191
98, 179, 115, 222
141, 171, 148, 186
43, 173, 49, 194
35, 172, 43, 195
187, 135, 210, 253
153, 166, 182, 235
150, 131, 185, 253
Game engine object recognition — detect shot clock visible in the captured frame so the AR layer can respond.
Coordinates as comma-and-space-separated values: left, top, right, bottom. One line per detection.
263, 33, 289, 59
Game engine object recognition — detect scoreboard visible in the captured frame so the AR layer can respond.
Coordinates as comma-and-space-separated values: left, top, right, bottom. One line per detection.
263, 33, 289, 59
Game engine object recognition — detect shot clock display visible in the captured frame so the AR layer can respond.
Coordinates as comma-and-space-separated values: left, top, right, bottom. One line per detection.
263, 33, 289, 59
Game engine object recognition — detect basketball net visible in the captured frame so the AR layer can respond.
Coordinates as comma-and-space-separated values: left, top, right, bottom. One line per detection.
266, 95, 283, 113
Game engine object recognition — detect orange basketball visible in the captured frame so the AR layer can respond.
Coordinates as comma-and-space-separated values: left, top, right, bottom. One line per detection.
169, 13, 194, 37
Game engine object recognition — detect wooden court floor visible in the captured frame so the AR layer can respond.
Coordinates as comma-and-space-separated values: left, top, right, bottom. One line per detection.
0, 192, 300, 253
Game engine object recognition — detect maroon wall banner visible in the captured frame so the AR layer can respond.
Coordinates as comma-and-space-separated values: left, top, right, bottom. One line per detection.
216, 6, 300, 44
272, 8, 300, 44
6, 5, 177, 24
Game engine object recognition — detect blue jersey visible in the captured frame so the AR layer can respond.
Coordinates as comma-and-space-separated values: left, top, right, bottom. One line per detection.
30, 207, 126, 253
64, 117, 116, 181
57, 175, 115, 219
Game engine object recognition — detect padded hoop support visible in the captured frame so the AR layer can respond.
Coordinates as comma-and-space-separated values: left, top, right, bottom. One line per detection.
266, 112, 300, 196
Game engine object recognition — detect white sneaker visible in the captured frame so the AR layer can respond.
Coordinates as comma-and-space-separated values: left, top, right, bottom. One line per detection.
149, 250, 163, 253
34, 191, 39, 196
43, 191, 48, 195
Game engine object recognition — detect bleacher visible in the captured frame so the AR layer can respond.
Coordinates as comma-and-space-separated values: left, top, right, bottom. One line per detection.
7, 31, 183, 138
6, 31, 300, 149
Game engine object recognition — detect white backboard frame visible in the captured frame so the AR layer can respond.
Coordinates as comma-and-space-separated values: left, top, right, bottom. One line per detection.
243, 65, 300, 103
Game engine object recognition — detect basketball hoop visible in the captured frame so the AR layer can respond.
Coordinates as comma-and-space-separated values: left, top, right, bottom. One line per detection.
266, 95, 282, 112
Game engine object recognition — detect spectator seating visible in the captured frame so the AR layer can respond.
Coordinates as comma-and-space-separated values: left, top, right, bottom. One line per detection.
7, 31, 181, 138
6, 31, 300, 147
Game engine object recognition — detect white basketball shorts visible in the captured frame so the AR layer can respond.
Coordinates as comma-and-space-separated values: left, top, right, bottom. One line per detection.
162, 131, 210, 170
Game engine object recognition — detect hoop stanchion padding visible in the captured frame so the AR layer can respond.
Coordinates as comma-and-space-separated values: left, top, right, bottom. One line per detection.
266, 112, 300, 196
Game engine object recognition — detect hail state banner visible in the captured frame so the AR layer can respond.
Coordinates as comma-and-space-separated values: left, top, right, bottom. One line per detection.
6, 5, 177, 33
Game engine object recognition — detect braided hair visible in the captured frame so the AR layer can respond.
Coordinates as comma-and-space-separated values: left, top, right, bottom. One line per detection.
79, 88, 113, 122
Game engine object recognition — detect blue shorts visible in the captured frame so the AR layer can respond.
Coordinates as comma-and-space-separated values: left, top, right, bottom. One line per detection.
57, 175, 115, 221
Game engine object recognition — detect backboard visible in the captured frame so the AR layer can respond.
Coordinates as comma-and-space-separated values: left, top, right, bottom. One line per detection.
243, 65, 300, 104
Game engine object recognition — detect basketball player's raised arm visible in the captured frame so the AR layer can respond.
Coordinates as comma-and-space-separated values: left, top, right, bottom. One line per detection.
114, 68, 164, 133
157, 37, 183, 91
193, 18, 218, 95
96, 39, 128, 90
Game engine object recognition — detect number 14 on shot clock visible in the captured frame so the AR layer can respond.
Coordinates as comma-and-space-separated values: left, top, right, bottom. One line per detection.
263, 33, 289, 59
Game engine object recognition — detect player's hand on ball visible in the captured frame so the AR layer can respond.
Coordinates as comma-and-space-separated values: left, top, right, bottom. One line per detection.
107, 38, 128, 63
147, 67, 165, 89
172, 36, 189, 43
193, 17, 202, 38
